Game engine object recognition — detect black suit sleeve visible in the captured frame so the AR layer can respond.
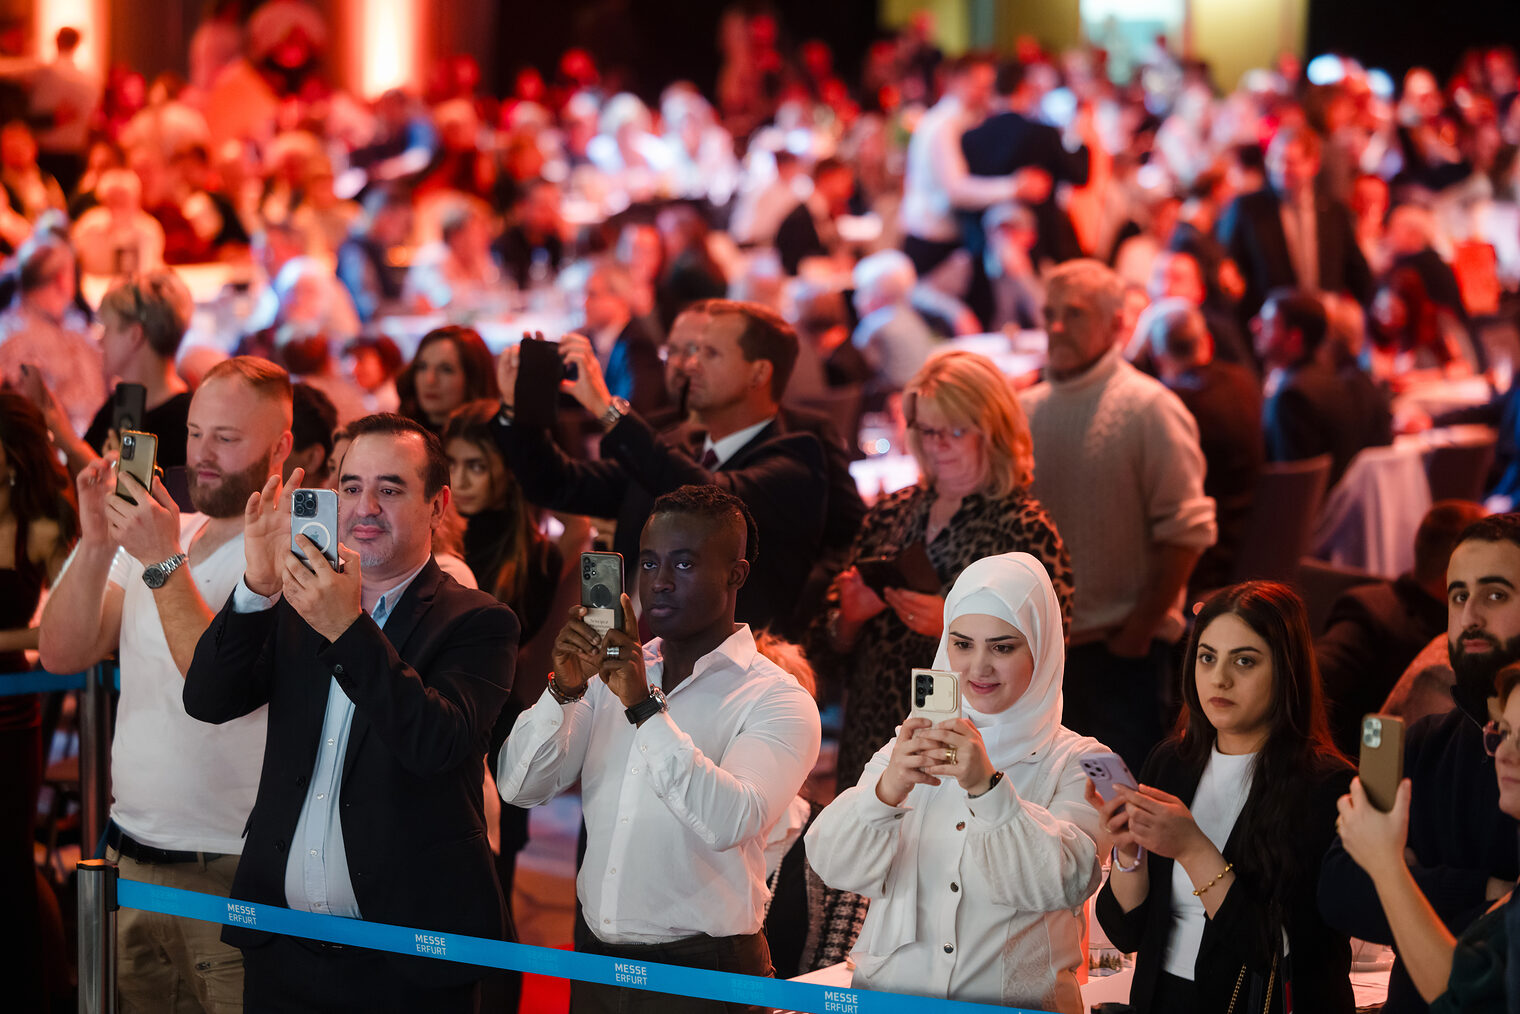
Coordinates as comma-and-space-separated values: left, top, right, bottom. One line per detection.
601, 411, 829, 544
490, 413, 629, 518
183, 593, 283, 723
322, 600, 517, 778
776, 204, 826, 275
1264, 385, 1324, 463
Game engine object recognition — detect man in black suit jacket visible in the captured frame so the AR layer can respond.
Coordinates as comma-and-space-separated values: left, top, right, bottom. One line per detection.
583, 260, 668, 415
774, 158, 855, 276
959, 60, 1089, 280
184, 414, 518, 1013
1219, 125, 1374, 324
1256, 290, 1392, 486
1145, 299, 1264, 591
495, 300, 851, 637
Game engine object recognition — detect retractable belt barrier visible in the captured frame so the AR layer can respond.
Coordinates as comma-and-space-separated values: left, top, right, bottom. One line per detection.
106, 875, 1043, 1014
0, 667, 120, 694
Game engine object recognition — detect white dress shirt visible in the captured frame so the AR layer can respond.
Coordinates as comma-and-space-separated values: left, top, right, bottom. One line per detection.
497, 624, 821, 944
701, 416, 774, 468
900, 95, 1017, 243
232, 559, 429, 918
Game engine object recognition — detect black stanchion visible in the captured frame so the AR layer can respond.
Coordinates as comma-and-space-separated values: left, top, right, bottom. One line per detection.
76, 859, 118, 1014
80, 663, 112, 855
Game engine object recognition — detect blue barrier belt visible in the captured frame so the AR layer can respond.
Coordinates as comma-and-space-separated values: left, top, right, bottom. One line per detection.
0, 667, 120, 696
115, 879, 1041, 1013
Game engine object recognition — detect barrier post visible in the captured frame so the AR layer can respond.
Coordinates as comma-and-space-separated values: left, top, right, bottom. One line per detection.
80, 663, 112, 854
76, 859, 118, 1014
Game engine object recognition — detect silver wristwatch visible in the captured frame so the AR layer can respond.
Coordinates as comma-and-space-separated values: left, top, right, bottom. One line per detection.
599, 396, 631, 431
142, 552, 188, 589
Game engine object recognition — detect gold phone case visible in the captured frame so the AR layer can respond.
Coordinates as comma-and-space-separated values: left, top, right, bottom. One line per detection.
1359, 713, 1405, 813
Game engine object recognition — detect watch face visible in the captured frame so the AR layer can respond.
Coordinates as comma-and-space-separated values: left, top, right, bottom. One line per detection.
143, 565, 166, 589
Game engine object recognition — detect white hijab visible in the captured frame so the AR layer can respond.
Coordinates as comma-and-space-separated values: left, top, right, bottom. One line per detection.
932, 551, 1066, 769
863, 552, 1067, 958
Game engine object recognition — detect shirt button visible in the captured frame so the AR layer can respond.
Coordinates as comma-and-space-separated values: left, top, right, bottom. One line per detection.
640, 745, 648, 753
893, 812, 904, 820
333, 664, 345, 676
955, 821, 966, 831
609, 868, 616, 875
631, 767, 639, 774
943, 943, 954, 954
309, 849, 318, 857
950, 882, 959, 892
316, 793, 325, 800
327, 738, 335, 746
621, 817, 629, 824
603, 918, 610, 925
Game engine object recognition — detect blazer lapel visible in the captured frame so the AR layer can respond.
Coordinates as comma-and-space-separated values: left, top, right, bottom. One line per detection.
339, 558, 446, 782
718, 418, 781, 470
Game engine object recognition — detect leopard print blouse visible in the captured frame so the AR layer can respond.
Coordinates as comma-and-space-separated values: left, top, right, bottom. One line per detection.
810, 484, 1074, 793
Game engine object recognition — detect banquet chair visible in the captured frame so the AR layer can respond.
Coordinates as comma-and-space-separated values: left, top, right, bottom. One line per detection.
1425, 435, 1497, 503
797, 385, 865, 459
1295, 557, 1380, 634
1229, 454, 1333, 584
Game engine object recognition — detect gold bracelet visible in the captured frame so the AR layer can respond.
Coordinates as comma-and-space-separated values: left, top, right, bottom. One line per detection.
1191, 861, 1233, 897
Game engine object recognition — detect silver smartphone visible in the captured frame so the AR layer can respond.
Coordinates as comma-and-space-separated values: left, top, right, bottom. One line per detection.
290, 488, 341, 569
908, 668, 961, 724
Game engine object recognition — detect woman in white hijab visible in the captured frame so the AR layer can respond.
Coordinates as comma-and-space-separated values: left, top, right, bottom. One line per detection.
806, 552, 1108, 1012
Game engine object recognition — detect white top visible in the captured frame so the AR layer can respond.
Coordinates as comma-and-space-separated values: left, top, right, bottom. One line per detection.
105, 515, 267, 852
899, 95, 1016, 243
1161, 745, 1256, 979
497, 624, 821, 944
805, 725, 1106, 1013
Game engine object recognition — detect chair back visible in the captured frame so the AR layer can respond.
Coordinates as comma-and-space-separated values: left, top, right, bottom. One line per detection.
798, 385, 866, 458
1426, 434, 1497, 503
1230, 455, 1333, 584
1295, 557, 1381, 634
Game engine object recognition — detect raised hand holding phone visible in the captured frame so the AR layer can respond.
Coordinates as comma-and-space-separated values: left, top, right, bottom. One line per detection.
244, 466, 303, 597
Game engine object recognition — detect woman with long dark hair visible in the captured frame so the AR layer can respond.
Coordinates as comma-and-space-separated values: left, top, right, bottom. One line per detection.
395, 325, 499, 436
1092, 581, 1355, 1013
0, 391, 78, 1010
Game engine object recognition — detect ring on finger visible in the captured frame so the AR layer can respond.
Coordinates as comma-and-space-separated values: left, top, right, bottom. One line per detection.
944, 746, 957, 764
605, 644, 623, 660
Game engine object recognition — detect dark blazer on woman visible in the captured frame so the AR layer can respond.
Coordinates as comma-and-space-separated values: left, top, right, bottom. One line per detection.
1095, 740, 1355, 1014
183, 559, 519, 987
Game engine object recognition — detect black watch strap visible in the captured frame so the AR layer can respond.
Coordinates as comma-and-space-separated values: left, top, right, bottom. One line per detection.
625, 685, 666, 725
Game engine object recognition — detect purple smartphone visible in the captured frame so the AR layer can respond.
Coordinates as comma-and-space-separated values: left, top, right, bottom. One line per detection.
1079, 751, 1138, 802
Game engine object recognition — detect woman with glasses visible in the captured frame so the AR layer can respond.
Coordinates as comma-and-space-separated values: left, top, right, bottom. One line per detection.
809, 348, 1073, 791
1337, 661, 1520, 1013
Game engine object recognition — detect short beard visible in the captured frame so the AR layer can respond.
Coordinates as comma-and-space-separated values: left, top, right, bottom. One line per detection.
1448, 630, 1520, 718
189, 451, 274, 519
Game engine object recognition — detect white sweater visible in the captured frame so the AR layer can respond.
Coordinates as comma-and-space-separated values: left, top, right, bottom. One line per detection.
1019, 346, 1216, 641
805, 727, 1106, 1013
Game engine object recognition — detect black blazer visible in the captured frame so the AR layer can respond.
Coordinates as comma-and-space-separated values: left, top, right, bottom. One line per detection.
1263, 358, 1393, 485
183, 559, 519, 986
1219, 188, 1374, 321
1095, 741, 1355, 1014
493, 408, 830, 634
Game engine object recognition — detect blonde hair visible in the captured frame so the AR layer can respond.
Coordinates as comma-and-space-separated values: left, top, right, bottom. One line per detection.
753, 631, 817, 700
904, 349, 1034, 498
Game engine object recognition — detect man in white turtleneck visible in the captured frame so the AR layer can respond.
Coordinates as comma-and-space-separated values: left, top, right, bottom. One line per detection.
1019, 259, 1216, 773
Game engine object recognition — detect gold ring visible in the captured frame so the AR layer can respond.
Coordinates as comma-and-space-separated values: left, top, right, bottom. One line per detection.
945, 747, 957, 764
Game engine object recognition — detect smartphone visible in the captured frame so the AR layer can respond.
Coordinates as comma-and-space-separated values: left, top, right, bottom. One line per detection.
290, 488, 341, 570
1080, 751, 1139, 803
908, 668, 961, 724
115, 430, 158, 504
515, 339, 579, 429
1359, 714, 1405, 813
581, 551, 624, 637
112, 382, 148, 437
856, 542, 940, 596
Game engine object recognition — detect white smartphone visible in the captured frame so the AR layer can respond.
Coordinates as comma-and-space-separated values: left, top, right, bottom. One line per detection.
908, 668, 961, 724
1079, 751, 1138, 802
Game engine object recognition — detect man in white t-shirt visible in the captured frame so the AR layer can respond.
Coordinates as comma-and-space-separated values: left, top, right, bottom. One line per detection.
498, 485, 821, 1014
41, 357, 293, 1014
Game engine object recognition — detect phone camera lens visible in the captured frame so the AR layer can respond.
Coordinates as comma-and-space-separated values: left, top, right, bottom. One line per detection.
122, 435, 135, 452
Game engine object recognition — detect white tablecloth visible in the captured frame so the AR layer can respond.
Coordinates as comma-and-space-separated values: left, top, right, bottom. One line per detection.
1392, 376, 1493, 417
941, 330, 1047, 380
1313, 425, 1498, 577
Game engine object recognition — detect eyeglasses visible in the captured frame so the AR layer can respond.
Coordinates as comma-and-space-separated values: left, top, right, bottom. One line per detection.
1483, 720, 1514, 757
910, 423, 974, 443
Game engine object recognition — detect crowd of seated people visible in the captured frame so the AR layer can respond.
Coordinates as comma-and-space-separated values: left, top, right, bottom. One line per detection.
1, 2, 1520, 1011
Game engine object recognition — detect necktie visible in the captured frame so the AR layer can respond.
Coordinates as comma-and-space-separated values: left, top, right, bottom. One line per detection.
700, 448, 719, 470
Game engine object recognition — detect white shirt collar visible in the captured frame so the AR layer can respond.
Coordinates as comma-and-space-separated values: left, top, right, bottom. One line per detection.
701, 416, 774, 467
643, 624, 758, 695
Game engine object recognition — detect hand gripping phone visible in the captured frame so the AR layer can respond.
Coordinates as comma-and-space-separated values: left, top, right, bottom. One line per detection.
1359, 713, 1405, 813
1080, 751, 1139, 802
290, 488, 341, 570
581, 551, 624, 637
908, 668, 961, 724
115, 430, 158, 504
516, 339, 580, 429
